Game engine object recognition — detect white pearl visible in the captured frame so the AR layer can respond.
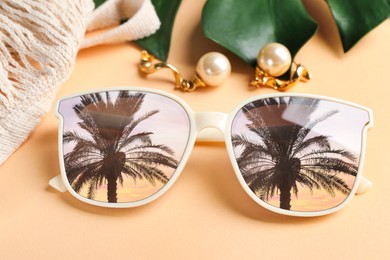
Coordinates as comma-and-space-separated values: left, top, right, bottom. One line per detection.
257, 43, 292, 77
196, 52, 231, 87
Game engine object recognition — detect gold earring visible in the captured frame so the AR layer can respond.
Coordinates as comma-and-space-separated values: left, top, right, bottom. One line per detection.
139, 50, 231, 92
249, 42, 311, 91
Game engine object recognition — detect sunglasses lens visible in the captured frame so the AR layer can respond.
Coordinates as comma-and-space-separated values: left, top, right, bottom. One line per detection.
231, 96, 370, 212
58, 90, 190, 204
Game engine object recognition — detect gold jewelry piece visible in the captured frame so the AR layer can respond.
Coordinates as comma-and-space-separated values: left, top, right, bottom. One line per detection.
250, 43, 311, 91
140, 50, 231, 92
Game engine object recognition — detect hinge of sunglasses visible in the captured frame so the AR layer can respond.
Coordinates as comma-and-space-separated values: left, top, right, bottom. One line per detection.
356, 176, 372, 195
49, 175, 67, 192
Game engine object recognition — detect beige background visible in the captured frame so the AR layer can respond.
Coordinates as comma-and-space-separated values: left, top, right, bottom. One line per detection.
1, 1, 389, 259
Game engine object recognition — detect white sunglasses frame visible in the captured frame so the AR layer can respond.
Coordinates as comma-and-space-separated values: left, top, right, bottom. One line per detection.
49, 87, 374, 217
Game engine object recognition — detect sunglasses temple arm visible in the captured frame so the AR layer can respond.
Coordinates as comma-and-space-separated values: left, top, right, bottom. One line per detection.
356, 176, 372, 195
49, 175, 67, 192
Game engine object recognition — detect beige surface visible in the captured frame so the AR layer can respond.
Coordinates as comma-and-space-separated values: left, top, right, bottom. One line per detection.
1, 1, 389, 259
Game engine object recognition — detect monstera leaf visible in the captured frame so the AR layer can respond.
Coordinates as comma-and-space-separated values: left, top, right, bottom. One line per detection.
93, 0, 106, 8
92, 0, 388, 64
202, 0, 389, 67
136, 0, 182, 61
92, 0, 181, 61
202, 0, 318, 67
326, 0, 390, 52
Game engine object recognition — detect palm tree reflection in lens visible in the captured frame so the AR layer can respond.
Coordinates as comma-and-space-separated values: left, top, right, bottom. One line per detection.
63, 91, 178, 203
232, 97, 359, 211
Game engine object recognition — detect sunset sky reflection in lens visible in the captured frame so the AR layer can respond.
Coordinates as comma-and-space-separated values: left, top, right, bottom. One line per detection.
59, 91, 190, 203
231, 97, 369, 212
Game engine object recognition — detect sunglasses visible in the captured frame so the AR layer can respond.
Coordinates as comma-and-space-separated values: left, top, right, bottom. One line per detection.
49, 87, 373, 217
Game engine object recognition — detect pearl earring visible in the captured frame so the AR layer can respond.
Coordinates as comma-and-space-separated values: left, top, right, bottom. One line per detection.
250, 42, 311, 91
140, 50, 231, 92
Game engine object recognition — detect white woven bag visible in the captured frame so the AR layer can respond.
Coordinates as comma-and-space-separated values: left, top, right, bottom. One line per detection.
0, 0, 160, 165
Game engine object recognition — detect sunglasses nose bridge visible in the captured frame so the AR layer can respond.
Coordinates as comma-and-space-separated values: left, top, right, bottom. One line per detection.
194, 112, 228, 141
